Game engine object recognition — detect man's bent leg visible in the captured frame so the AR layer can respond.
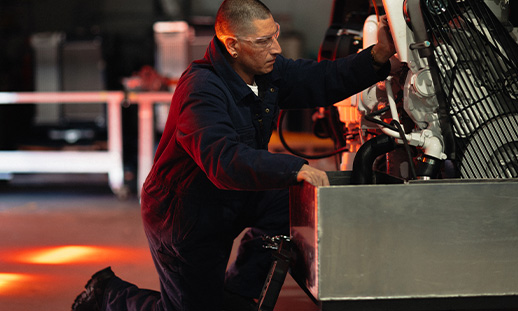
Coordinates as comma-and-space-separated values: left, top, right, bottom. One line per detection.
103, 276, 162, 311
141, 187, 235, 311
224, 189, 290, 299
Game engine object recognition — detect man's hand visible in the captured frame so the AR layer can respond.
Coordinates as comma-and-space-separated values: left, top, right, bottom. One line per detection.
296, 164, 330, 187
372, 15, 396, 64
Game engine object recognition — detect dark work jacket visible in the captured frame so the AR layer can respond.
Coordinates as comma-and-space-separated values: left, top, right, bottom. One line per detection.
143, 36, 389, 203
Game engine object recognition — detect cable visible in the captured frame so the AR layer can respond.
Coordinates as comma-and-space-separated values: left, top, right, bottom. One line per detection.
364, 106, 399, 131
390, 119, 417, 180
371, 0, 380, 21
276, 110, 349, 160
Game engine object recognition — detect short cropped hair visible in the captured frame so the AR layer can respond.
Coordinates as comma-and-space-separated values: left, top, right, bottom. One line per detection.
215, 0, 272, 40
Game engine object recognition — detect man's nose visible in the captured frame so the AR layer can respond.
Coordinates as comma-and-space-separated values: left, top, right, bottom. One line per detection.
271, 37, 282, 55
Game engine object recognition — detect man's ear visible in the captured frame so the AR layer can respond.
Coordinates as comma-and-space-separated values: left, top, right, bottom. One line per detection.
223, 37, 239, 57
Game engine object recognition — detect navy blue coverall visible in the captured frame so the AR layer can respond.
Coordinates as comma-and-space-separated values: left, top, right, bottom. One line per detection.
101, 36, 389, 311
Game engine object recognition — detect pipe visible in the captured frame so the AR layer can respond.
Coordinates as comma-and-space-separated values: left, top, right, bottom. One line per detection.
416, 155, 442, 179
363, 15, 379, 49
351, 134, 398, 184
385, 77, 400, 123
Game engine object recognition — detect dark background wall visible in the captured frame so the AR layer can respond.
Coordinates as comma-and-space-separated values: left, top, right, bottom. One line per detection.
0, 0, 198, 92
2, 0, 517, 92
1, 0, 517, 149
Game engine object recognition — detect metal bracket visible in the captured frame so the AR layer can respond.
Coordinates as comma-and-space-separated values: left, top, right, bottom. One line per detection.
257, 235, 293, 311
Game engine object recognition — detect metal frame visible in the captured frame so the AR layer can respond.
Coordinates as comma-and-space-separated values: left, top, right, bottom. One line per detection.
125, 92, 174, 194
0, 91, 173, 198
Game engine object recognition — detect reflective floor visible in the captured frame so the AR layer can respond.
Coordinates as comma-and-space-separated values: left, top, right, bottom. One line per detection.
0, 174, 319, 311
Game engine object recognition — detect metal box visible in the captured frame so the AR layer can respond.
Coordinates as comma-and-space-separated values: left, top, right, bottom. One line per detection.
154, 21, 190, 79
30, 32, 64, 124
61, 39, 105, 123
290, 172, 518, 310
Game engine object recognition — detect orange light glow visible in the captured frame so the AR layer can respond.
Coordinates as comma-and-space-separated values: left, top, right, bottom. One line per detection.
11, 245, 150, 265
0, 273, 32, 295
0, 273, 24, 288
26, 245, 99, 264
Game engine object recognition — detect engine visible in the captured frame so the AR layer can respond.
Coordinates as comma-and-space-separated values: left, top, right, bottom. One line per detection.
320, 0, 518, 182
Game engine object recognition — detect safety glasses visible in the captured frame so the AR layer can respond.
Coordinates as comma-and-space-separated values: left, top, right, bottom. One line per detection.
236, 22, 280, 50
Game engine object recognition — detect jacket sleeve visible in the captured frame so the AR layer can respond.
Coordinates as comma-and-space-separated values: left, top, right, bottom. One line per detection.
174, 73, 307, 191
277, 45, 390, 109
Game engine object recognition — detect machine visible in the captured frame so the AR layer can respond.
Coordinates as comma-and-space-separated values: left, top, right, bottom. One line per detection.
262, 1, 518, 310
316, 0, 518, 183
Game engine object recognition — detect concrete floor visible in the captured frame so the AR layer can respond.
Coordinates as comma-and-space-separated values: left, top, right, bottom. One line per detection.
0, 173, 319, 311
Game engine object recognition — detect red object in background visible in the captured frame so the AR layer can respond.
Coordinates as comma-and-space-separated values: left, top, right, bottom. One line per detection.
122, 66, 175, 92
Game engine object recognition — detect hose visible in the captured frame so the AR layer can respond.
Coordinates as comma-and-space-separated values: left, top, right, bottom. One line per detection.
277, 110, 348, 160
351, 134, 398, 184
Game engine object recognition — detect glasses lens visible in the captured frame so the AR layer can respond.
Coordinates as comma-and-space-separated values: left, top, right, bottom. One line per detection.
239, 23, 280, 49
256, 23, 280, 49
255, 38, 272, 48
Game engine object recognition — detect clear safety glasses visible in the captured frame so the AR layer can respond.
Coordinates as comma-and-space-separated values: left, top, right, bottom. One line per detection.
236, 22, 280, 50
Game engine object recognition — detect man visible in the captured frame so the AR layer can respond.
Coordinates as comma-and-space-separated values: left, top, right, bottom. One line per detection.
72, 0, 395, 310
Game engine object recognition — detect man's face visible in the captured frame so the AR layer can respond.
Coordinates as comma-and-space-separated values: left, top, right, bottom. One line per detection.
233, 16, 282, 83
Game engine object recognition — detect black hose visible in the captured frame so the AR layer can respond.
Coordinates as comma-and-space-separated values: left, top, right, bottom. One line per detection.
416, 155, 442, 178
351, 134, 398, 184
364, 106, 399, 132
277, 110, 348, 160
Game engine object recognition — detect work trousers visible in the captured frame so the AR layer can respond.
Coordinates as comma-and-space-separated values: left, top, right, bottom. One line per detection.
102, 185, 290, 311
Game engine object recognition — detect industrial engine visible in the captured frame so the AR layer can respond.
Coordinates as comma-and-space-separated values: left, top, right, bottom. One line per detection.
290, 0, 518, 184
